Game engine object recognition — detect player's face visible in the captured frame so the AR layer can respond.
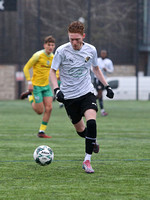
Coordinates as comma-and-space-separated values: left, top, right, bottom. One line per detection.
44, 42, 55, 54
101, 51, 107, 59
68, 32, 85, 50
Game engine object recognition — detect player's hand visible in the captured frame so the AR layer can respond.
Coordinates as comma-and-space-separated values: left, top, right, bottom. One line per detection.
54, 88, 65, 103
105, 85, 114, 99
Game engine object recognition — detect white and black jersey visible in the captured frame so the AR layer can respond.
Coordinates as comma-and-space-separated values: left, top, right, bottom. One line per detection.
97, 57, 114, 78
51, 42, 98, 99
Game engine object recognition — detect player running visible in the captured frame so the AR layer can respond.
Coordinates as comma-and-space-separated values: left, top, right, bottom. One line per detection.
21, 36, 55, 138
50, 21, 114, 173
93, 50, 114, 116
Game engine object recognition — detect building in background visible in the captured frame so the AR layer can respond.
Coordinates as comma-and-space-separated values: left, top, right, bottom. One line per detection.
0, 0, 150, 99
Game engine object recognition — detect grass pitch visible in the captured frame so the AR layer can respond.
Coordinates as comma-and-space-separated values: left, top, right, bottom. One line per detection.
0, 100, 150, 200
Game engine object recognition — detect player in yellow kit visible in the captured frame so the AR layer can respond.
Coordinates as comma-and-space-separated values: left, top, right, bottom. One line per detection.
21, 36, 55, 138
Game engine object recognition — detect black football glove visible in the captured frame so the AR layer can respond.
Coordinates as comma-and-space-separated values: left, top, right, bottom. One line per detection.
54, 88, 65, 103
105, 85, 114, 99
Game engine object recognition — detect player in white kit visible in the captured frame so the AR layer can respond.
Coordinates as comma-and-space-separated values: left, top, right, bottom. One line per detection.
50, 21, 114, 173
93, 50, 114, 116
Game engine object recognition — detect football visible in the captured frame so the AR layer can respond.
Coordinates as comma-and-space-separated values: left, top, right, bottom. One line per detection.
33, 145, 54, 166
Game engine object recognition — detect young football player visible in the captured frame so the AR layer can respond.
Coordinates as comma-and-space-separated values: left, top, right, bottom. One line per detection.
93, 50, 114, 116
50, 21, 114, 173
21, 36, 55, 138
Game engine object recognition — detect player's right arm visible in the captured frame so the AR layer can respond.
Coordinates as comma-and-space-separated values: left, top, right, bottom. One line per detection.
23, 53, 39, 91
50, 48, 62, 90
50, 68, 64, 103
50, 48, 64, 102
50, 69, 59, 89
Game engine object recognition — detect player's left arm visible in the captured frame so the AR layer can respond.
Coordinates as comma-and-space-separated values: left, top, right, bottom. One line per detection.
92, 66, 108, 86
92, 66, 114, 98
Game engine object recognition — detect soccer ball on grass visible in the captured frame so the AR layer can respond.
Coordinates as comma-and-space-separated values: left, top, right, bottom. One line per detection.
33, 145, 54, 166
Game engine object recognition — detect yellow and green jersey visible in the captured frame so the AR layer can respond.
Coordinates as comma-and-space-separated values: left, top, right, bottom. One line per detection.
23, 49, 54, 86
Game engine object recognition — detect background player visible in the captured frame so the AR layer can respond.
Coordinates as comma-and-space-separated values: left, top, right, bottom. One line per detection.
21, 36, 55, 138
50, 21, 114, 173
93, 50, 114, 116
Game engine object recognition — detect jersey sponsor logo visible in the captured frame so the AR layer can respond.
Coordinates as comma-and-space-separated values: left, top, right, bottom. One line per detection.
41, 65, 50, 68
68, 67, 88, 78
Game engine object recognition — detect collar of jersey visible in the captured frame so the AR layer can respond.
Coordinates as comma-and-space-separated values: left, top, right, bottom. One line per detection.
43, 49, 53, 57
70, 42, 85, 52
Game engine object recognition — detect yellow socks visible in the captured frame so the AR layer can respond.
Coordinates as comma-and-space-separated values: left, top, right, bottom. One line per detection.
39, 121, 48, 133
28, 95, 34, 104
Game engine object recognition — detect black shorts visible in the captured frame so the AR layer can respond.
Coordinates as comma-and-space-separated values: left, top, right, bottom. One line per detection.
93, 78, 104, 91
64, 92, 98, 124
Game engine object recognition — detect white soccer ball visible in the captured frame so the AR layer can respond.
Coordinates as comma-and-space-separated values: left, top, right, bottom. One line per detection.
33, 145, 54, 166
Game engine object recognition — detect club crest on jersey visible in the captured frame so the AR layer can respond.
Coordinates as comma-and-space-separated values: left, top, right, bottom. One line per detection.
47, 60, 50, 65
85, 56, 90, 62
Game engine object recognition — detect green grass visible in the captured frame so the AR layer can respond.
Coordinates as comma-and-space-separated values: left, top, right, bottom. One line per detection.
0, 100, 150, 200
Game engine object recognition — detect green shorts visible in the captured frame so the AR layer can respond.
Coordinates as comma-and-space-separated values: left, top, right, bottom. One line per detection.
57, 80, 61, 87
33, 85, 53, 103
